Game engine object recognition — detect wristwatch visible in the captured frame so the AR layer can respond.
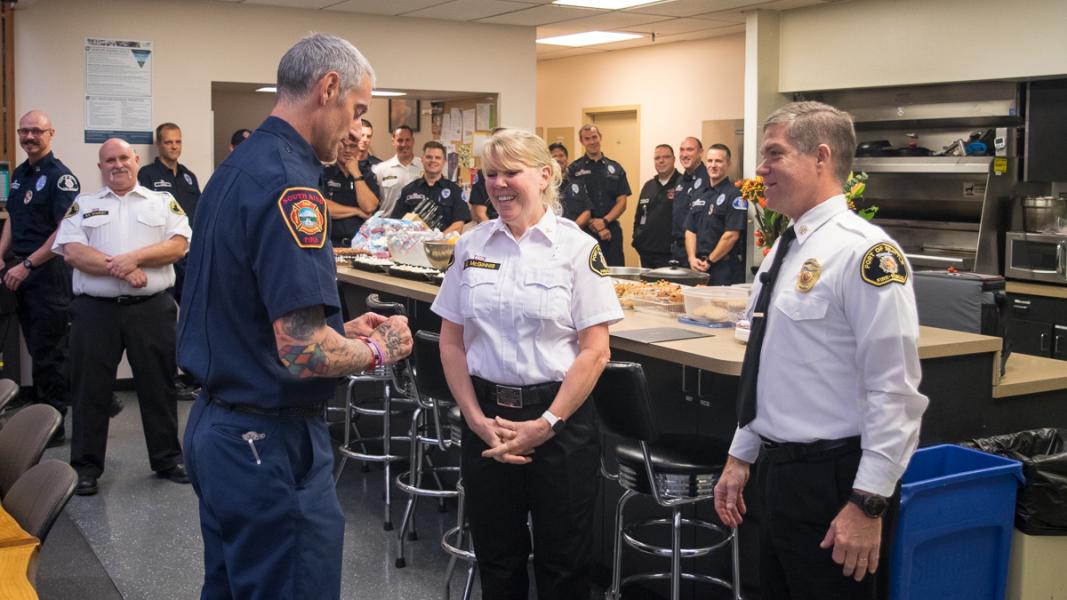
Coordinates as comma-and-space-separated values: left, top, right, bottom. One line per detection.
353, 175, 364, 182
541, 410, 566, 434
849, 491, 889, 518
21, 258, 34, 271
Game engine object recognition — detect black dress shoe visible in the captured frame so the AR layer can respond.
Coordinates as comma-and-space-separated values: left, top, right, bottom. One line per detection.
175, 381, 199, 402
157, 464, 190, 484
108, 394, 124, 418
46, 424, 66, 448
75, 475, 98, 496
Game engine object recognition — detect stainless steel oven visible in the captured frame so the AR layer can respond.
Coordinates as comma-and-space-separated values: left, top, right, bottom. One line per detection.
1005, 231, 1067, 284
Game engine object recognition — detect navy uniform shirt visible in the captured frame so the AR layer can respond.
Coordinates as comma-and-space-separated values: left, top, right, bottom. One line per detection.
321, 163, 366, 242
671, 163, 709, 249
685, 177, 747, 260
559, 178, 592, 223
468, 170, 497, 220
389, 177, 471, 231
632, 170, 681, 255
137, 157, 202, 221
7, 152, 80, 256
566, 155, 631, 220
177, 116, 343, 409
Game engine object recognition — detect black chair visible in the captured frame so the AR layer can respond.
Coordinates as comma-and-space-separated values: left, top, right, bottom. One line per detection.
0, 379, 19, 415
593, 361, 741, 600
3, 459, 77, 543
395, 330, 458, 568
333, 293, 417, 531
0, 404, 62, 499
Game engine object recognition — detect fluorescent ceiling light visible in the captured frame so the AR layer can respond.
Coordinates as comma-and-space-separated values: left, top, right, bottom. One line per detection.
372, 90, 406, 97
553, 0, 661, 9
537, 31, 643, 47
256, 86, 276, 93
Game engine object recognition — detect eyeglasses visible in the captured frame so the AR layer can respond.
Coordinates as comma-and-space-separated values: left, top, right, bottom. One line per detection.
17, 128, 53, 137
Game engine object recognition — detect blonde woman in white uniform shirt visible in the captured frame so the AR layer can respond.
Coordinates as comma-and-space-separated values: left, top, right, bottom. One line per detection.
432, 128, 623, 600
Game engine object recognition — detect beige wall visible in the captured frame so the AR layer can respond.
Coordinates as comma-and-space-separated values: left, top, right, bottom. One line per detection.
536, 34, 746, 187
14, 0, 535, 187
778, 0, 1067, 92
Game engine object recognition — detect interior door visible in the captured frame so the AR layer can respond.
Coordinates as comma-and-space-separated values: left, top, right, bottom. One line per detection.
586, 110, 640, 267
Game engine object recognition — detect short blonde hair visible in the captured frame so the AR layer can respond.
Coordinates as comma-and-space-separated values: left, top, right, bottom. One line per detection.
481, 128, 561, 213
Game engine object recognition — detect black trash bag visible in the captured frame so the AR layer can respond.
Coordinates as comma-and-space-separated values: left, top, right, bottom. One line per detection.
961, 428, 1067, 535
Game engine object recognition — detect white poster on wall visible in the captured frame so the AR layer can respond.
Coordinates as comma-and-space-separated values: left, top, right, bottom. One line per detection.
84, 38, 153, 144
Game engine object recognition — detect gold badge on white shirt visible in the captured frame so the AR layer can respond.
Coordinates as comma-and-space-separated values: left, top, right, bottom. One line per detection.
796, 258, 821, 293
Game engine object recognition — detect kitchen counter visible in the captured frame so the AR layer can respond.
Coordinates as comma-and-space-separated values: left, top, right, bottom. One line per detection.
337, 265, 1003, 376
994, 352, 1067, 398
1006, 281, 1067, 300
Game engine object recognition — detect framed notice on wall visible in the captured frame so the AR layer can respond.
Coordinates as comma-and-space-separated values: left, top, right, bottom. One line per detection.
84, 38, 153, 144
389, 98, 420, 133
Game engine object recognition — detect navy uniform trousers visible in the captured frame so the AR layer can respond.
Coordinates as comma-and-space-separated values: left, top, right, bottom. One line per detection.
461, 395, 600, 600
184, 396, 344, 600
14, 258, 71, 416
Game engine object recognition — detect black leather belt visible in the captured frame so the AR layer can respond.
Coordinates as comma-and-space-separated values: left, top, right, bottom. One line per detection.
83, 292, 163, 305
209, 396, 324, 418
759, 435, 861, 462
471, 376, 560, 409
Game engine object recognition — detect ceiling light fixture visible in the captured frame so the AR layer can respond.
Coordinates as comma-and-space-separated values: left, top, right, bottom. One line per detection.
372, 90, 407, 97
255, 86, 276, 93
552, 0, 661, 9
537, 31, 643, 47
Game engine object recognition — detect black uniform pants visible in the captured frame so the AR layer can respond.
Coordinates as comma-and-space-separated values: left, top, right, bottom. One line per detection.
69, 293, 183, 477
755, 440, 898, 600
637, 251, 673, 269
461, 394, 600, 600
599, 222, 625, 266
14, 258, 72, 416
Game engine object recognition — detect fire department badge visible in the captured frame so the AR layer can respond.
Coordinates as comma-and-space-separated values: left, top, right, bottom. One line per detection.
277, 187, 327, 249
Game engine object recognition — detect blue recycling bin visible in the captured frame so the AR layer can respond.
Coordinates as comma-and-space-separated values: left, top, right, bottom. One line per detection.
890, 444, 1024, 600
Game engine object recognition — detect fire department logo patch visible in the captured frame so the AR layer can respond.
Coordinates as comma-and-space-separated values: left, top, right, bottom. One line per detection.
861, 242, 908, 287
277, 187, 327, 249
589, 244, 609, 277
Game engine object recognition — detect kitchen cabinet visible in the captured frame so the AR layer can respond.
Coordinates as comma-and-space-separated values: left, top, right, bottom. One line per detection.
1006, 293, 1067, 359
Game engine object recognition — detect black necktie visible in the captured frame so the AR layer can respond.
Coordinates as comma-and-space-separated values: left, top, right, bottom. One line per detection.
737, 226, 796, 427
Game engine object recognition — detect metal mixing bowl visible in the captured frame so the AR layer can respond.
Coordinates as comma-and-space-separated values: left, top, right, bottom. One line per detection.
422, 240, 456, 271
606, 266, 648, 281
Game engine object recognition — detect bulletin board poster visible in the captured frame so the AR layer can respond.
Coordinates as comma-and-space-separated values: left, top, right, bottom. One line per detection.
84, 38, 153, 144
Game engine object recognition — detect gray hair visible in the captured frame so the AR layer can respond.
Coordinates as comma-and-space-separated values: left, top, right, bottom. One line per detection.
482, 128, 562, 214
276, 33, 376, 104
764, 101, 856, 183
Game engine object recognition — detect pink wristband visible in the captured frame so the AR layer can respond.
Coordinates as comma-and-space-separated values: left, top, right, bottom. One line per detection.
363, 337, 384, 368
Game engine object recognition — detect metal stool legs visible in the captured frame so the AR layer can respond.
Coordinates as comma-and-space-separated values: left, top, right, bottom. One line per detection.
441, 480, 478, 600
395, 405, 459, 568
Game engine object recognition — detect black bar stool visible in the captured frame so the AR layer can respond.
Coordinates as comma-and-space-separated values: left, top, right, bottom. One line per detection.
593, 361, 742, 600
394, 330, 459, 568
333, 293, 416, 531
440, 405, 478, 600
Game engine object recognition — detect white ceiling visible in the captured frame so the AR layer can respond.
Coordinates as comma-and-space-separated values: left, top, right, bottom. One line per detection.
199, 0, 840, 60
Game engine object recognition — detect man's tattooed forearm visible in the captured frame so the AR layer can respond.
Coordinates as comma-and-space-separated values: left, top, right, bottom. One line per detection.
278, 343, 330, 377
279, 306, 325, 340
278, 335, 376, 378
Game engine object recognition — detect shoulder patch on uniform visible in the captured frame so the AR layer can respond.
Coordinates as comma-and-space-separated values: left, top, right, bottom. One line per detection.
588, 244, 610, 277
861, 242, 908, 287
64, 201, 80, 219
168, 198, 185, 216
732, 197, 748, 210
277, 187, 327, 249
57, 174, 79, 193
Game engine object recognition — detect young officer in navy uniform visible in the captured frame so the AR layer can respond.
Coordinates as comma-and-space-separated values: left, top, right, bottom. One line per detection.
355, 117, 382, 189
670, 137, 709, 264
632, 143, 681, 268
567, 124, 631, 266
53, 138, 191, 496
177, 35, 412, 600
684, 144, 747, 285
715, 102, 928, 599
0, 110, 78, 444
389, 141, 470, 234
321, 121, 379, 247
434, 129, 622, 600
549, 143, 592, 227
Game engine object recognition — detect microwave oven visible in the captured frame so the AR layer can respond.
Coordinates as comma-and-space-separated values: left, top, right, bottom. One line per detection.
1005, 231, 1067, 284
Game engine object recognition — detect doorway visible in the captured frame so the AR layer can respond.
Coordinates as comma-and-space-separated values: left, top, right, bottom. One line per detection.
583, 106, 640, 267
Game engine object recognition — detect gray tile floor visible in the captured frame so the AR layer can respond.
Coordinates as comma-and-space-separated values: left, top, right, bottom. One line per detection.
37, 391, 482, 600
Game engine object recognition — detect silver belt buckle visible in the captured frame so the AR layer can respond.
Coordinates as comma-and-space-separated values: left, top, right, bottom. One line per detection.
495, 385, 523, 408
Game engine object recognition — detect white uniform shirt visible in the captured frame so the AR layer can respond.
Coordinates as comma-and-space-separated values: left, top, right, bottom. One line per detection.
52, 184, 192, 297
728, 195, 928, 497
372, 155, 423, 217
432, 209, 624, 386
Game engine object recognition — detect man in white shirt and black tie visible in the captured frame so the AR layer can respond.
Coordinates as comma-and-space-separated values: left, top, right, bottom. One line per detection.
714, 101, 928, 599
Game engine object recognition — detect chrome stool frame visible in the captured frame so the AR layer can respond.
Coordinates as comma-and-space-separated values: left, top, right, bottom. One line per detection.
440, 409, 478, 600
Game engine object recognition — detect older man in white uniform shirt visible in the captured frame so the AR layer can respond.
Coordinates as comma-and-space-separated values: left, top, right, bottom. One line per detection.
53, 138, 192, 496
